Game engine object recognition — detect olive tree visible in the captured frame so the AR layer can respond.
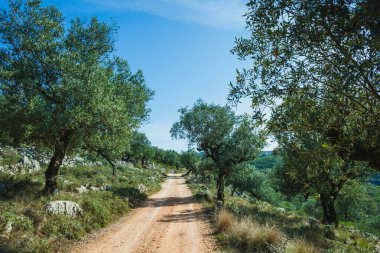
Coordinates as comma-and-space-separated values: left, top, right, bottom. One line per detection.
170, 100, 265, 202
275, 131, 370, 226
230, 0, 380, 170
0, 0, 153, 193
180, 149, 201, 176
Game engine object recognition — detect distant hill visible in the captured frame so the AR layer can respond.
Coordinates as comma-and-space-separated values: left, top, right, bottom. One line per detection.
253, 152, 282, 170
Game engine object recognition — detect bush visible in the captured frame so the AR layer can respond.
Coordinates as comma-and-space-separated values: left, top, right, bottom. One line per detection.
0, 211, 34, 234
41, 215, 85, 240
81, 197, 111, 228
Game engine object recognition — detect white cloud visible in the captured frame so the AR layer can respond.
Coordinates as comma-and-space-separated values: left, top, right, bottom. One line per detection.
82, 0, 246, 30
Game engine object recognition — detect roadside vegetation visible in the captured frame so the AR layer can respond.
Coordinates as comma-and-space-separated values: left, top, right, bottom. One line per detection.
0, 145, 173, 252
187, 158, 380, 252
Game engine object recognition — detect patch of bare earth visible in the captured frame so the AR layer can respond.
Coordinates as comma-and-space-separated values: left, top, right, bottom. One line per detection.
70, 174, 218, 253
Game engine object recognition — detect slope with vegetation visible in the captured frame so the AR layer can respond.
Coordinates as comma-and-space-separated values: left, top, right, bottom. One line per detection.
0, 145, 170, 252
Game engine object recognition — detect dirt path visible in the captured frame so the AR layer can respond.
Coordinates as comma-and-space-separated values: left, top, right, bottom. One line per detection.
70, 174, 218, 253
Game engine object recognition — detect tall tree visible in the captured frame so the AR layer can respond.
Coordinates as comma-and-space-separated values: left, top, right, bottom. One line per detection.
0, 0, 153, 193
171, 100, 265, 202
229, 0, 380, 170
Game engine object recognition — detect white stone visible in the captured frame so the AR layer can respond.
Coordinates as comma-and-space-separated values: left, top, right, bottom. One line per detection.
45, 201, 82, 216
76, 185, 88, 194
137, 184, 148, 194
5, 222, 13, 234
18, 156, 41, 173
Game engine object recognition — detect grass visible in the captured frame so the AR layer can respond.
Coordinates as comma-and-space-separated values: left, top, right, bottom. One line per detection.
215, 209, 235, 233
0, 161, 167, 253
186, 175, 380, 253
285, 239, 319, 253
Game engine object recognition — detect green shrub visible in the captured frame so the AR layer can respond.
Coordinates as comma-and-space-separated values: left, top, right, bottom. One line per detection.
41, 215, 85, 240
81, 196, 111, 229
0, 211, 34, 234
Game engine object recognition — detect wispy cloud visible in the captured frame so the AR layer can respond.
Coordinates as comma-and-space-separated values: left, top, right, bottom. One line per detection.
82, 0, 246, 30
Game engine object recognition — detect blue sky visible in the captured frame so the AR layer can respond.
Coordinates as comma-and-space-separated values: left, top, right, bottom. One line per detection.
1, 0, 276, 151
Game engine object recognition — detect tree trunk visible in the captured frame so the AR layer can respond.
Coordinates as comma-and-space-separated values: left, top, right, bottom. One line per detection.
97, 151, 117, 176
320, 192, 338, 227
44, 143, 67, 194
217, 171, 225, 203
182, 170, 191, 177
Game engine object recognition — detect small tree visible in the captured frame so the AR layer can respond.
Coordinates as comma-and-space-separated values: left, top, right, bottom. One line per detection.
227, 164, 280, 203
0, 1, 153, 193
180, 149, 201, 176
124, 131, 153, 167
171, 100, 265, 202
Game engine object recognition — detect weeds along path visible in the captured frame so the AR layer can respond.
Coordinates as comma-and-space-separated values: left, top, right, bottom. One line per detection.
70, 174, 218, 253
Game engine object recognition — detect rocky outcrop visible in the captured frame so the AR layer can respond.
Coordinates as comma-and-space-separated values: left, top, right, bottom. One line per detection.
45, 201, 82, 216
18, 156, 41, 173
75, 185, 88, 194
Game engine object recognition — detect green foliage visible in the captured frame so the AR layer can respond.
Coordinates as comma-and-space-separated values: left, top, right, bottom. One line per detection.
275, 132, 371, 225
252, 153, 281, 170
0, 211, 34, 234
171, 100, 265, 201
229, 0, 380, 170
0, 148, 21, 166
81, 193, 113, 228
227, 164, 282, 204
180, 149, 200, 174
0, 160, 165, 252
41, 215, 85, 240
124, 131, 154, 166
0, 0, 153, 192
152, 147, 181, 169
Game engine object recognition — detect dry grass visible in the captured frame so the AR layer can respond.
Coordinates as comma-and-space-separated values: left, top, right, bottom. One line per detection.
286, 238, 319, 253
225, 216, 286, 252
215, 209, 235, 233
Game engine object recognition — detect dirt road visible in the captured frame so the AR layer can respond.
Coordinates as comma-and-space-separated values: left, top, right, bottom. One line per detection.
71, 175, 218, 253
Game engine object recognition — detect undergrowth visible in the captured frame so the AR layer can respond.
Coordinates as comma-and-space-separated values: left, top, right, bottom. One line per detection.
187, 175, 380, 253
0, 163, 166, 253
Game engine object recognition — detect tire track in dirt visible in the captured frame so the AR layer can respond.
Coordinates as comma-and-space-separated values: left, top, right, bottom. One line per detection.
70, 174, 218, 253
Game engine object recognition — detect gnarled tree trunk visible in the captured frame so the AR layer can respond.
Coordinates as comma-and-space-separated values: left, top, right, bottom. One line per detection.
44, 132, 71, 194
217, 170, 225, 202
320, 192, 338, 227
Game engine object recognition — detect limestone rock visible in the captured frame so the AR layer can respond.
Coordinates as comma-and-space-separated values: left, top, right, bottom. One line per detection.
45, 201, 82, 216
5, 221, 13, 234
18, 156, 41, 173
137, 184, 147, 194
76, 185, 88, 194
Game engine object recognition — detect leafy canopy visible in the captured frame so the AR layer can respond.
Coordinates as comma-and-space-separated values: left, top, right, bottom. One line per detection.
230, 0, 380, 169
0, 0, 153, 191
